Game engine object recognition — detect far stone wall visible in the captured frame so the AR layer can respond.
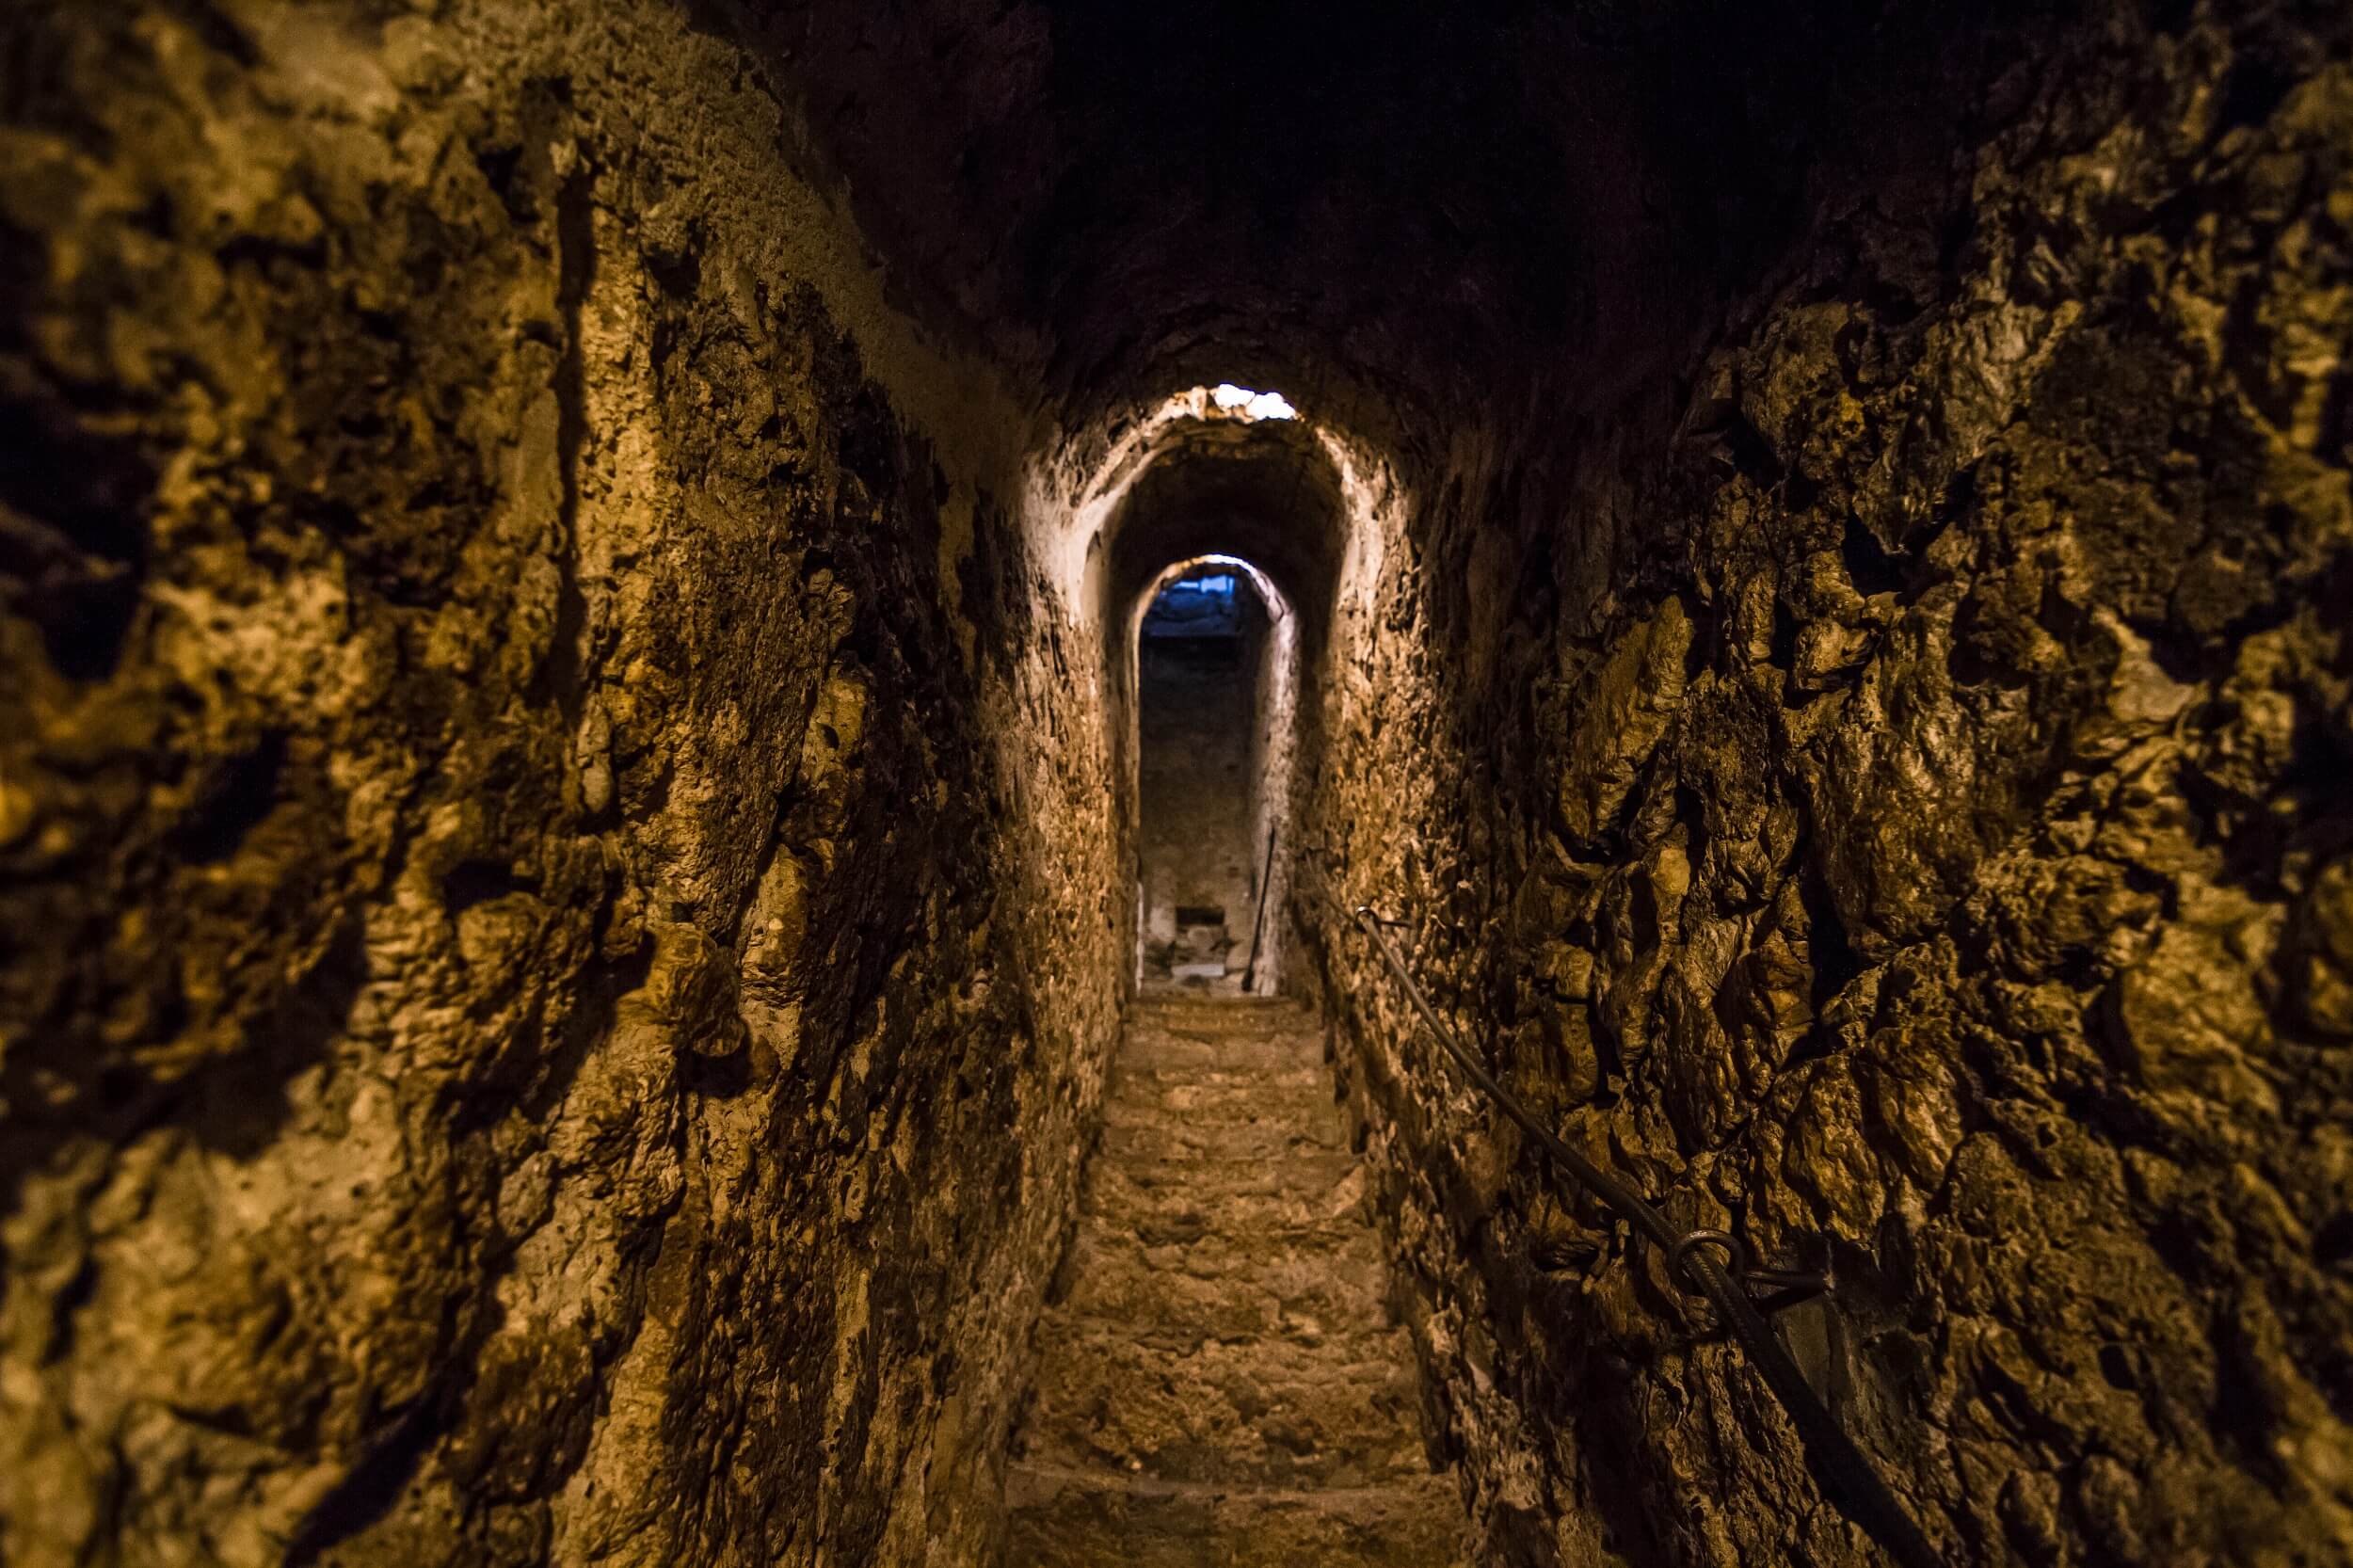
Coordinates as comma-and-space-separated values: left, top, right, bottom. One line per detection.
1137, 591, 1265, 980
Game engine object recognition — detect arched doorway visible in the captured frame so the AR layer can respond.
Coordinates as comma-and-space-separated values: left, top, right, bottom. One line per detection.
1131, 555, 1297, 992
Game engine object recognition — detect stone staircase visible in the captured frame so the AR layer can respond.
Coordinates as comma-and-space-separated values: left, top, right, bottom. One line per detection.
1004, 996, 1469, 1567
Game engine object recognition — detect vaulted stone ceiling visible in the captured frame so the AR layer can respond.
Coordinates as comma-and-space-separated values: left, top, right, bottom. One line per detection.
705, 0, 2011, 424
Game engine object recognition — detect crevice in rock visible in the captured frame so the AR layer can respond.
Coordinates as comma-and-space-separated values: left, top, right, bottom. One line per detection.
537, 153, 596, 729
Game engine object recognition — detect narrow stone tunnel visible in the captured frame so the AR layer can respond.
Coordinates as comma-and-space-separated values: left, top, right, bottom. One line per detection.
2, 3, 2350, 1566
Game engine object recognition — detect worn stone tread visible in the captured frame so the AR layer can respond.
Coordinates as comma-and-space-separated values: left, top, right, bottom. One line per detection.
1099, 1068, 1332, 1121
1096, 1113, 1344, 1164
1004, 1464, 1469, 1568
1056, 1227, 1391, 1340
1080, 1158, 1370, 1245
1021, 1326, 1435, 1484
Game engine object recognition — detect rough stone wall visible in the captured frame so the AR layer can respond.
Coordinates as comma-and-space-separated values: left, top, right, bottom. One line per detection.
0, 5, 1121, 1566
1303, 6, 2353, 1566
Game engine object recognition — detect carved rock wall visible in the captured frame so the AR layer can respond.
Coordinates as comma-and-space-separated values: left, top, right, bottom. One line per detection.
0, 4, 1121, 1565
1301, 5, 2353, 1565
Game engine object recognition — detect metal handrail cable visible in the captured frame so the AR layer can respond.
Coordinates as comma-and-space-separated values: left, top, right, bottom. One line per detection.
1242, 827, 1278, 993
1335, 896, 1944, 1568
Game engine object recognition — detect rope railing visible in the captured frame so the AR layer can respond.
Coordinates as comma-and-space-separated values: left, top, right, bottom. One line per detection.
1312, 874, 1943, 1568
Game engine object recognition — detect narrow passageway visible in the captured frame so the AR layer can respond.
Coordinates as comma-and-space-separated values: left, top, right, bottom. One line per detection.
1135, 565, 1277, 990
1006, 995, 1466, 1566
5, 4, 2349, 1568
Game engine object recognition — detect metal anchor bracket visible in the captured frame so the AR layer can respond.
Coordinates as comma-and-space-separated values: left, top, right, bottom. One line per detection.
1669, 1229, 1831, 1316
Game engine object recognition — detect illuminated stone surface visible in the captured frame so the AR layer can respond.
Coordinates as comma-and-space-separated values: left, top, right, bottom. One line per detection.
0, 3, 2347, 1567
1005, 996, 1465, 1566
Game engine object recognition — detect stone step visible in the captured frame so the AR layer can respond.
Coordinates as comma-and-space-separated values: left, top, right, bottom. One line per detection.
1081, 1157, 1369, 1246
1127, 1002, 1319, 1030
1003, 1464, 1469, 1568
1007, 999, 1467, 1562
1119, 1033, 1324, 1078
1056, 1224, 1394, 1344
1120, 1045, 1327, 1082
1087, 1146, 1363, 1208
1129, 998, 1311, 1019
1131, 996, 1315, 1021
1019, 1320, 1436, 1487
1102, 1065, 1333, 1124
1126, 1001, 1321, 1042
1097, 1105, 1346, 1164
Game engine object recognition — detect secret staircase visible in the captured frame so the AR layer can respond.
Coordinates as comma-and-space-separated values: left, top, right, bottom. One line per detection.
1004, 995, 1470, 1567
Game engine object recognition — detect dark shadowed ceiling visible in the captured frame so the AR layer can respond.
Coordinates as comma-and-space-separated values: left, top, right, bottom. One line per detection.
693, 0, 2051, 432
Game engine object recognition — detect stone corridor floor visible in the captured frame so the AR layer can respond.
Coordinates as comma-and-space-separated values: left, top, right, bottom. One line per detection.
1003, 996, 1469, 1566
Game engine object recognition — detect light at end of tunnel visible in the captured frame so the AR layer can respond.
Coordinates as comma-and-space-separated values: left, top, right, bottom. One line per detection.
1209, 384, 1299, 422
1153, 552, 1290, 625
